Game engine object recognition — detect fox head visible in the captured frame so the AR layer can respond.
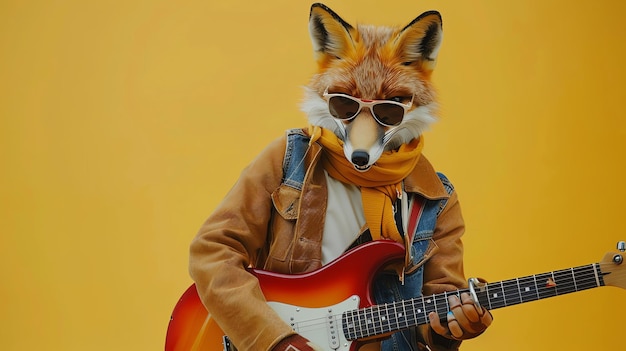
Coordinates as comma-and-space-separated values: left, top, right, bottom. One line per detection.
301, 3, 442, 171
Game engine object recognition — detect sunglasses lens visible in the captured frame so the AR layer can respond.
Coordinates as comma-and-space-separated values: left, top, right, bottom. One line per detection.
328, 96, 360, 120
372, 103, 405, 126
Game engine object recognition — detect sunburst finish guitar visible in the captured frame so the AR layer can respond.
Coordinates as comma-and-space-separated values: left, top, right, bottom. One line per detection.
165, 240, 626, 351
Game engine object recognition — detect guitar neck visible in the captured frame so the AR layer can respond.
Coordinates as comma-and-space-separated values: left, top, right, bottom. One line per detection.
473, 262, 605, 310
343, 262, 606, 340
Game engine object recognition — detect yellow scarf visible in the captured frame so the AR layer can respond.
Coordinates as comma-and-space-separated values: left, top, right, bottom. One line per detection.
308, 126, 424, 243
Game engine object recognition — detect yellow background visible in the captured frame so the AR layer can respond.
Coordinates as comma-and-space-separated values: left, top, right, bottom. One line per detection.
1, 0, 625, 350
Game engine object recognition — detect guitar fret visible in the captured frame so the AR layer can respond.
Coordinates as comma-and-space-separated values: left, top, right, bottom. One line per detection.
535, 272, 558, 300
411, 298, 423, 324
353, 310, 359, 339
515, 277, 522, 305
398, 303, 402, 328
364, 306, 374, 337
389, 300, 409, 332
407, 299, 416, 327
404, 299, 413, 327
402, 300, 410, 328
377, 305, 385, 334
533, 274, 540, 300
355, 308, 364, 339
555, 269, 575, 293
342, 311, 350, 339
354, 308, 361, 339
392, 302, 399, 329
485, 280, 505, 309
518, 275, 538, 303
373, 305, 382, 335
397, 301, 406, 329
434, 294, 448, 321
362, 307, 371, 338
551, 271, 559, 295
342, 310, 355, 340
412, 298, 422, 326
439, 298, 448, 320
578, 266, 595, 290
388, 304, 395, 330
417, 298, 424, 324
502, 279, 521, 306
390, 303, 397, 330
374, 305, 380, 334
348, 310, 357, 340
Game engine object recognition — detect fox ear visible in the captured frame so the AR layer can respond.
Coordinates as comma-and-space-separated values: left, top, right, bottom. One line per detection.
394, 11, 443, 71
309, 3, 356, 63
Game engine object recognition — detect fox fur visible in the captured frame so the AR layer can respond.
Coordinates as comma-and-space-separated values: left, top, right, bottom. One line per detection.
301, 3, 442, 171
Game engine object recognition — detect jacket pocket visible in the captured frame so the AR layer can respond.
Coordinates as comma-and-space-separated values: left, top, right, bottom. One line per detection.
264, 185, 300, 267
405, 234, 438, 275
271, 184, 300, 220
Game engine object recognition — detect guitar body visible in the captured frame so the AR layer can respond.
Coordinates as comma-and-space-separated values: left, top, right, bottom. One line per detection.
165, 240, 407, 351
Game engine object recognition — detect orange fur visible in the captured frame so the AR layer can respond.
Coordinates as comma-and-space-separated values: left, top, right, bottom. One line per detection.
302, 3, 443, 170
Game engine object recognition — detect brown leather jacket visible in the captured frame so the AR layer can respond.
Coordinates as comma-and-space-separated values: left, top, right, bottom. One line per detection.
189, 129, 467, 351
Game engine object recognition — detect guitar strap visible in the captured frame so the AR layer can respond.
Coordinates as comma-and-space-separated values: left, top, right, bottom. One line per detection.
405, 194, 425, 244
348, 193, 426, 269
403, 194, 425, 270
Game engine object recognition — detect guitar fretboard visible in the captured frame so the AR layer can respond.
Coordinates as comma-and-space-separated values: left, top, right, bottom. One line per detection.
342, 263, 605, 340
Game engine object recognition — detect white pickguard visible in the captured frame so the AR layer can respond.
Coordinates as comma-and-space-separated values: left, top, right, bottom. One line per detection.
268, 295, 361, 350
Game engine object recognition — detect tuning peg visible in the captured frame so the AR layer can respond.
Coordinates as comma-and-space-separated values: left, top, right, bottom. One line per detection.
618, 241, 626, 252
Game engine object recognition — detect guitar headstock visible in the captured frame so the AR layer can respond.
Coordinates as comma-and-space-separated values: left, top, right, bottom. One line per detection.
599, 241, 626, 290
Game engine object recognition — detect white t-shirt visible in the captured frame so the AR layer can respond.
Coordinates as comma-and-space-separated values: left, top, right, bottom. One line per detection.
321, 171, 410, 265
321, 171, 366, 265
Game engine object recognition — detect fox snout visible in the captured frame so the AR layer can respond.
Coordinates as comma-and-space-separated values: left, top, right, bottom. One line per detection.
342, 111, 386, 171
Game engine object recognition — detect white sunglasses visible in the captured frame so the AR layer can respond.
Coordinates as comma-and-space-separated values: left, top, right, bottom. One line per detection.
323, 88, 414, 127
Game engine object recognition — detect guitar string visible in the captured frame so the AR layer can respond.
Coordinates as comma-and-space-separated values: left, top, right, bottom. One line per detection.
295, 272, 601, 339
287, 261, 624, 340
351, 270, 601, 338
367, 264, 613, 337
353, 266, 606, 338
320, 284, 598, 339
358, 261, 625, 338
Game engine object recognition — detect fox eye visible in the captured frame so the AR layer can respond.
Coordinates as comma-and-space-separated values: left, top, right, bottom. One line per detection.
389, 96, 410, 104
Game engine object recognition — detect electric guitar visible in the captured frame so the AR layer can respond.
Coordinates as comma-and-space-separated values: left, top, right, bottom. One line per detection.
165, 240, 626, 351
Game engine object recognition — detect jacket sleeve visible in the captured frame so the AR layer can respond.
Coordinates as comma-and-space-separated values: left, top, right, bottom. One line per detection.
418, 189, 467, 350
188, 135, 297, 351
